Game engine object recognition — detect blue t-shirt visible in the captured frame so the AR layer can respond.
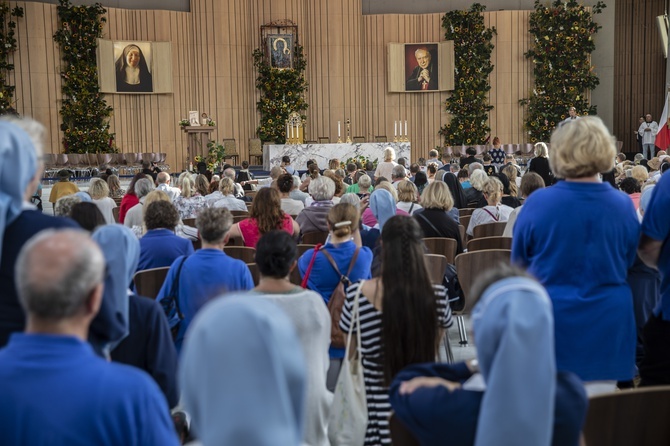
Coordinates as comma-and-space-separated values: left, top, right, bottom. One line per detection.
156, 249, 254, 350
298, 240, 373, 358
512, 181, 640, 381
138, 229, 194, 272
641, 172, 670, 320
0, 334, 179, 445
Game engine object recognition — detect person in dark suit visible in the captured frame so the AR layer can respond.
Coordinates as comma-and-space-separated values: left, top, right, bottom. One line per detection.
406, 48, 438, 91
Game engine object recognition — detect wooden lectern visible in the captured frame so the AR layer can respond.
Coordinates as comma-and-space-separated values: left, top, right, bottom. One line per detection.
182, 125, 216, 160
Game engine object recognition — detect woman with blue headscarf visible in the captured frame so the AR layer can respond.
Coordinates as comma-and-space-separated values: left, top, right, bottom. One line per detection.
389, 269, 587, 446
0, 118, 79, 348
179, 296, 306, 446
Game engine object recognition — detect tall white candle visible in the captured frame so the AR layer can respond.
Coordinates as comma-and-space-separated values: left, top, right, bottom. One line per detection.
291, 125, 294, 139
286, 123, 289, 139
405, 121, 408, 137
394, 121, 397, 136
338, 121, 341, 137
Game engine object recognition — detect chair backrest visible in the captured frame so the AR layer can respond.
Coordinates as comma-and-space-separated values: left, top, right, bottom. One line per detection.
460, 215, 471, 232
301, 231, 329, 245
318, 137, 329, 144
232, 215, 247, 224
458, 207, 477, 217
353, 136, 365, 143
424, 254, 447, 285
223, 246, 257, 263
133, 267, 170, 300
423, 237, 458, 264
467, 236, 512, 252
249, 138, 263, 156
182, 218, 196, 227
583, 386, 670, 446
245, 191, 257, 200
389, 413, 420, 446
230, 210, 249, 217
112, 207, 120, 223
247, 262, 260, 286
458, 224, 465, 244
297, 244, 316, 257
375, 135, 388, 142
454, 249, 511, 314
223, 139, 239, 156
472, 221, 507, 239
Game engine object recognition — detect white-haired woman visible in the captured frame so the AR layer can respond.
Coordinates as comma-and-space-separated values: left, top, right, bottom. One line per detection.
374, 147, 398, 181
466, 177, 513, 237
464, 169, 488, 208
528, 142, 554, 186
88, 178, 117, 225
512, 116, 639, 391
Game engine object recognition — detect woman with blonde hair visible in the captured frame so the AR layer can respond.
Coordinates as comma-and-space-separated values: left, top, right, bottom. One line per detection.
374, 147, 398, 181
466, 177, 514, 237
512, 116, 639, 389
413, 181, 463, 254
107, 174, 125, 199
528, 142, 554, 186
88, 177, 117, 225
228, 187, 300, 248
173, 175, 207, 220
502, 164, 519, 196
396, 180, 422, 215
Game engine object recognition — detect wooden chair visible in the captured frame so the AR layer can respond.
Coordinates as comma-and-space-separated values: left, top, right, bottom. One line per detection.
472, 221, 507, 239
301, 231, 329, 245
458, 225, 465, 245
317, 137, 329, 144
245, 191, 257, 200
191, 238, 202, 250
222, 139, 239, 165
467, 236, 512, 252
247, 262, 260, 286
223, 246, 256, 263
297, 244, 316, 257
458, 207, 476, 218
422, 237, 458, 265
424, 254, 447, 285
374, 135, 388, 142
112, 207, 120, 223
453, 249, 511, 345
133, 267, 170, 300
459, 215, 471, 233
233, 215, 248, 224
583, 386, 670, 446
389, 413, 420, 446
249, 138, 263, 165
353, 136, 365, 143
230, 210, 249, 217
289, 266, 303, 286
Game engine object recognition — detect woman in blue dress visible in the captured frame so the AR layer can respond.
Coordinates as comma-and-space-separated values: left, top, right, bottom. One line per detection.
512, 116, 640, 387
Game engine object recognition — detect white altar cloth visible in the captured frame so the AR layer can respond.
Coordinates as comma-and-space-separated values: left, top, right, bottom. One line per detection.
263, 142, 412, 170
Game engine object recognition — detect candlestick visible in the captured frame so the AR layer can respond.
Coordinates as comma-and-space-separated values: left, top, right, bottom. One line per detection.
291, 125, 294, 141
404, 120, 408, 137
346, 118, 352, 144
338, 121, 341, 137
394, 121, 397, 137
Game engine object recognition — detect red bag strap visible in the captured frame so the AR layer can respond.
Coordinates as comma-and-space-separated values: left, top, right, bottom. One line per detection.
300, 244, 322, 288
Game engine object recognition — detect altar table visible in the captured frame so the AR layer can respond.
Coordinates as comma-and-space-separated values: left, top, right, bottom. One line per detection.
263, 142, 412, 170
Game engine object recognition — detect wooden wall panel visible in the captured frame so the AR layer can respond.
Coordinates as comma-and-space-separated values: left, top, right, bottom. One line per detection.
614, 0, 666, 153
9, 0, 538, 168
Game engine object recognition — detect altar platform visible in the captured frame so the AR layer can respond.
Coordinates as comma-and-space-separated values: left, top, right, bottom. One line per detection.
263, 142, 411, 170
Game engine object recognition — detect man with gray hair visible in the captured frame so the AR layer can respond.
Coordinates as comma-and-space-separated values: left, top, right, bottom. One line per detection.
391, 164, 407, 189
123, 177, 155, 229
223, 167, 245, 198
468, 162, 484, 174
156, 172, 180, 202
0, 229, 178, 444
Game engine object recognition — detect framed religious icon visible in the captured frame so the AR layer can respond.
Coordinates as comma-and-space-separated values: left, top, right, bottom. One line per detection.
387, 42, 455, 93
189, 111, 200, 126
267, 34, 294, 69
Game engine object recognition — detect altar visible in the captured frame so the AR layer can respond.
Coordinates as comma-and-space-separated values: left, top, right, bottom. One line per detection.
263, 142, 412, 170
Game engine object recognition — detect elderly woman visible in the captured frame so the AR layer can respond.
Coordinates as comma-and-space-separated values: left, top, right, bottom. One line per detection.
211, 178, 247, 211
374, 147, 398, 181
466, 177, 514, 237
107, 174, 125, 199
88, 178, 117, 225
296, 176, 336, 235
528, 142, 554, 187
512, 116, 640, 389
464, 169, 488, 208
115, 44, 153, 93
123, 177, 155, 229
390, 266, 587, 446
228, 187, 299, 248
118, 173, 148, 224
413, 181, 463, 255
396, 180, 422, 215
137, 200, 194, 272
345, 172, 373, 195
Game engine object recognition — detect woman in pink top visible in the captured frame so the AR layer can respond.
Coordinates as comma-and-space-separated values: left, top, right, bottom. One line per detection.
361, 181, 408, 227
619, 177, 642, 210
228, 188, 299, 247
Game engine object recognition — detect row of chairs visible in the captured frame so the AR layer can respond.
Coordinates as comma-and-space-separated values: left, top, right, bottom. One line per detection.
44, 152, 169, 177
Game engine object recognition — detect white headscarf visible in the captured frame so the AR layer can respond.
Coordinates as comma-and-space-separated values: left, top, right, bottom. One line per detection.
180, 296, 306, 446
472, 277, 556, 446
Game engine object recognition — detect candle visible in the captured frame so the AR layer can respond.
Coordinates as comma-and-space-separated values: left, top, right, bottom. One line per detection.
338, 121, 341, 137
405, 120, 408, 137
286, 123, 289, 139
394, 121, 397, 137
291, 125, 294, 139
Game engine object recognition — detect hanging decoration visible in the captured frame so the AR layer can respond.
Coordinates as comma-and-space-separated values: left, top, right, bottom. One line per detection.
439, 3, 496, 146
519, 0, 605, 143
0, 3, 24, 115
53, 0, 114, 154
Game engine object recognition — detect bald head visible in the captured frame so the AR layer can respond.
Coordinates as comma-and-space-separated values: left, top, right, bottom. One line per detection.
270, 166, 284, 179
156, 172, 170, 184
16, 229, 104, 321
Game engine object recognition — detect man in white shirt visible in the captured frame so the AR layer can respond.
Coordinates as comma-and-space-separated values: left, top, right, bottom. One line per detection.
638, 113, 659, 160
155, 172, 180, 202
558, 106, 580, 128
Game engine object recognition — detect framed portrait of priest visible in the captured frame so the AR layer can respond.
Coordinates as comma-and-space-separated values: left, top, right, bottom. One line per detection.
267, 34, 294, 69
387, 42, 455, 93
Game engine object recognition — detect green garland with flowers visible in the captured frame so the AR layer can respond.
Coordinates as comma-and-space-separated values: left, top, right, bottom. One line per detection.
0, 3, 23, 115
519, 0, 605, 143
439, 3, 496, 146
252, 44, 308, 144
53, 0, 114, 154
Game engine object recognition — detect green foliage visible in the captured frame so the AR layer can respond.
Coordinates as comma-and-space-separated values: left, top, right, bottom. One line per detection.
253, 45, 308, 144
0, 3, 24, 115
53, 0, 114, 154
519, 0, 605, 142
195, 140, 226, 171
440, 3, 496, 146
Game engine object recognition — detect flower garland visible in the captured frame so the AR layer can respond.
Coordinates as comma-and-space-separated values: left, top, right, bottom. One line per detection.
252, 45, 308, 144
0, 3, 23, 115
439, 3, 496, 146
520, 0, 605, 142
53, 0, 114, 154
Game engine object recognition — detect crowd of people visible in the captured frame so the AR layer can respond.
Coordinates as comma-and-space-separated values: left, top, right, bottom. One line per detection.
2, 114, 670, 445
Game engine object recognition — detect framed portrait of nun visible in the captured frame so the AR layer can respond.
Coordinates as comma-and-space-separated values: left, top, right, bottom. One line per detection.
113, 42, 153, 93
